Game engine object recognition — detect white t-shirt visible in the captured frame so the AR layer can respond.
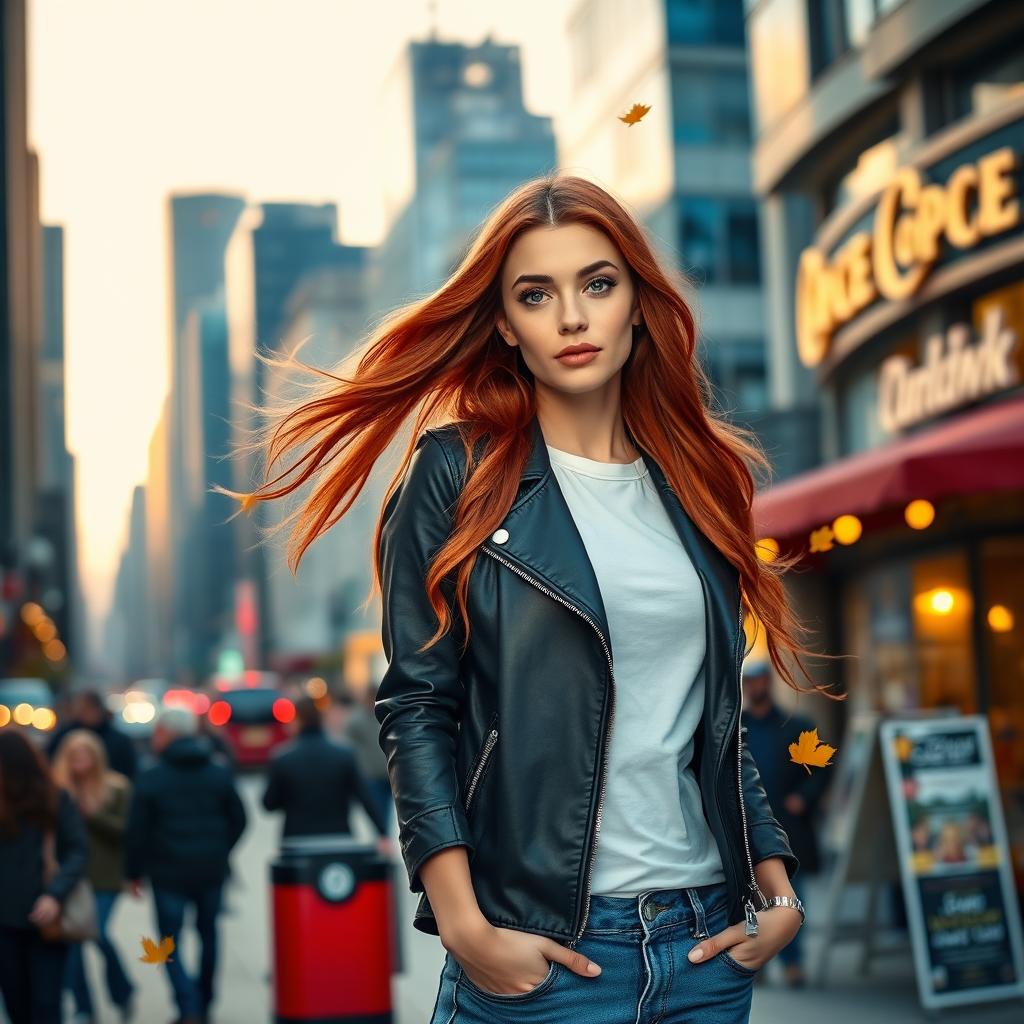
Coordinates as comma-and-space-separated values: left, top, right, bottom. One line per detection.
546, 443, 726, 897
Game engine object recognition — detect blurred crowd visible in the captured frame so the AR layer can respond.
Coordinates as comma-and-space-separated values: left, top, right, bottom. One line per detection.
0, 685, 394, 1024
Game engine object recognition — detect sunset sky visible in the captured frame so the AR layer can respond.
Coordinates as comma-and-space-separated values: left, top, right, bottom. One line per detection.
29, 0, 571, 647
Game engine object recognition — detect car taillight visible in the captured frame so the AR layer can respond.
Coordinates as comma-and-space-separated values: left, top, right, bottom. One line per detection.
209, 701, 232, 726
272, 698, 295, 724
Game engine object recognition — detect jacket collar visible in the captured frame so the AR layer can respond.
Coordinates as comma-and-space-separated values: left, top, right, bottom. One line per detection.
482, 411, 741, 656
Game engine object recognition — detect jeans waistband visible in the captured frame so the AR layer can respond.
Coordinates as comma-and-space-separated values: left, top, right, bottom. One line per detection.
580, 880, 729, 938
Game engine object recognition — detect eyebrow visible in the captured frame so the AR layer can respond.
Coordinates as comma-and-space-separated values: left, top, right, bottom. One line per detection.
510, 259, 620, 290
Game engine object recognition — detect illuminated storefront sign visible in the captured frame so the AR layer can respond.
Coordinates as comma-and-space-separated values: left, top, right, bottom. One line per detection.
796, 138, 1022, 368
877, 306, 1020, 433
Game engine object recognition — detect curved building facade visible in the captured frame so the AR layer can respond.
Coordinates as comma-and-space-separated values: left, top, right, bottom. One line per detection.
745, 0, 1024, 895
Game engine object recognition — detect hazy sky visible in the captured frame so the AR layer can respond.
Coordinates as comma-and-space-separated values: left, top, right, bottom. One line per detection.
29, 0, 571, 646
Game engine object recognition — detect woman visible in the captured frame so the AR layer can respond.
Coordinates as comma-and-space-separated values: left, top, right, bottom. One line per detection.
0, 728, 89, 1024
222, 173, 843, 1022
52, 728, 137, 1023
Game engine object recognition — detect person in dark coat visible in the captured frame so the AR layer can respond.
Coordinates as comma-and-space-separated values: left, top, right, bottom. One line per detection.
0, 729, 90, 1024
262, 696, 392, 850
124, 707, 247, 1024
741, 659, 830, 987
48, 689, 138, 780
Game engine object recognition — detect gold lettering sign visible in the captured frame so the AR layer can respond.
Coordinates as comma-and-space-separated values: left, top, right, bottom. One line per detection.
796, 146, 1021, 368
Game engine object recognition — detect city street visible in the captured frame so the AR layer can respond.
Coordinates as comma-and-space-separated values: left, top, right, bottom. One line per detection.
43, 771, 1018, 1024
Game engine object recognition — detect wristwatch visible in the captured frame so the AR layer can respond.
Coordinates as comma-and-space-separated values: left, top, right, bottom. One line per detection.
763, 894, 805, 924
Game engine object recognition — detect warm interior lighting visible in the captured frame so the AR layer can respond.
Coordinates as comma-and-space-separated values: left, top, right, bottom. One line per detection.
905, 499, 936, 529
987, 604, 1014, 632
832, 514, 863, 545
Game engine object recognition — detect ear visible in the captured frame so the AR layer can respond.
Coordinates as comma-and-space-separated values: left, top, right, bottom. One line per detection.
494, 315, 518, 348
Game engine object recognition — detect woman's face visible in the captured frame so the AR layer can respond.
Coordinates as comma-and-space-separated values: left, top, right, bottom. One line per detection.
67, 743, 95, 778
495, 223, 641, 398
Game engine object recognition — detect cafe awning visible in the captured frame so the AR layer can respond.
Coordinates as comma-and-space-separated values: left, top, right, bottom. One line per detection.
752, 394, 1024, 540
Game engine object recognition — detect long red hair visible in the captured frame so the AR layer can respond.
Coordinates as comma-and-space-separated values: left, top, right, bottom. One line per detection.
216, 172, 842, 698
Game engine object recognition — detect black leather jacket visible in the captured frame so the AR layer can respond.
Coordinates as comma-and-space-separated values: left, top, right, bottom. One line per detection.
375, 413, 798, 946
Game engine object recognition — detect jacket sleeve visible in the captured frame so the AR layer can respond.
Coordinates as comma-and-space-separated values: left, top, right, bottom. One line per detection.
122, 774, 154, 881
740, 730, 800, 880
223, 775, 248, 852
261, 756, 285, 812
47, 788, 89, 902
374, 430, 473, 894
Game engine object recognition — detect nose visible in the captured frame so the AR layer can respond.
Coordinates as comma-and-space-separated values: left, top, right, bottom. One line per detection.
558, 306, 587, 334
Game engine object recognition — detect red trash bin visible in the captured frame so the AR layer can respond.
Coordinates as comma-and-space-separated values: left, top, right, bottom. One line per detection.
270, 835, 397, 1023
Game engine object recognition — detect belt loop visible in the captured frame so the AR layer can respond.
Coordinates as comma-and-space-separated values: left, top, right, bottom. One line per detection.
686, 887, 709, 940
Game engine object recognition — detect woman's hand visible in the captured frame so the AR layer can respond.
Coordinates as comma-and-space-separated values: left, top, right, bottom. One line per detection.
28, 894, 61, 927
687, 906, 802, 971
446, 920, 602, 995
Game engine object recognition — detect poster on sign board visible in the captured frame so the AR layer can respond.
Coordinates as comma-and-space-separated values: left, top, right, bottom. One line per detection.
880, 716, 1024, 1010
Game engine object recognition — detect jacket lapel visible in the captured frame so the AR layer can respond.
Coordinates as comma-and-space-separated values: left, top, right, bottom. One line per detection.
484, 412, 741, 662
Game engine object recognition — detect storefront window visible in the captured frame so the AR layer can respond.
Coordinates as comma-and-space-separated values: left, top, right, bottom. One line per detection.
842, 549, 978, 715
980, 536, 1024, 879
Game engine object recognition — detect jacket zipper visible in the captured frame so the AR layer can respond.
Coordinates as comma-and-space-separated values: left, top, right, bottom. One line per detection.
464, 727, 499, 813
481, 544, 614, 944
735, 588, 768, 935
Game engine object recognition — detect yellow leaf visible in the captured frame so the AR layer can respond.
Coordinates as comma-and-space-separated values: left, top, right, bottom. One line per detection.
239, 493, 258, 515
139, 934, 175, 964
809, 525, 834, 552
619, 102, 651, 126
788, 728, 837, 774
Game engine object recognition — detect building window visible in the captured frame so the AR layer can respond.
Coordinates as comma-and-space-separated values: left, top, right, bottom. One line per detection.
666, 0, 745, 46
671, 68, 752, 145
678, 196, 761, 285
808, 0, 851, 79
942, 27, 1024, 127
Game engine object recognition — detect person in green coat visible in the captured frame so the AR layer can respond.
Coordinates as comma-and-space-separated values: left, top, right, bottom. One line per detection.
52, 729, 137, 1023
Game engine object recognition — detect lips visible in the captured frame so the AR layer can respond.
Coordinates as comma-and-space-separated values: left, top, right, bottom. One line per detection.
556, 345, 600, 357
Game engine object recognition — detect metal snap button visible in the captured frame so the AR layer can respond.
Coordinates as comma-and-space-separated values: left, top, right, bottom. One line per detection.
491, 528, 509, 544
643, 901, 657, 921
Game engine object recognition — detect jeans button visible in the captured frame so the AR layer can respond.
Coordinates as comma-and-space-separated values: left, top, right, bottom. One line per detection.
643, 902, 656, 921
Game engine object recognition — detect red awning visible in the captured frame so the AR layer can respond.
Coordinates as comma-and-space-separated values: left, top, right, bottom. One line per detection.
752, 394, 1024, 540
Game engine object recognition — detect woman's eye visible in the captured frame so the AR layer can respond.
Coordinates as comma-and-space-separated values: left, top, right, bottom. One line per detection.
517, 277, 616, 306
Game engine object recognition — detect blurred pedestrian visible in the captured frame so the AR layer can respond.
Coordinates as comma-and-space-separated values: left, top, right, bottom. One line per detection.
51, 729, 137, 1023
0, 729, 90, 1024
343, 683, 394, 831
124, 706, 247, 1024
49, 689, 138, 780
262, 695, 392, 852
741, 660, 829, 987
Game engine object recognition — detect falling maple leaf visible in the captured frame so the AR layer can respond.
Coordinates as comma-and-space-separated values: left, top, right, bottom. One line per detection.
239, 493, 258, 515
788, 728, 837, 774
809, 525, 834, 553
139, 935, 175, 964
619, 102, 651, 126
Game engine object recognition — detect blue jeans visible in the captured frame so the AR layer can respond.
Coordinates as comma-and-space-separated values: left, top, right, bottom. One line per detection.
152, 883, 224, 1019
429, 881, 757, 1023
64, 889, 135, 1015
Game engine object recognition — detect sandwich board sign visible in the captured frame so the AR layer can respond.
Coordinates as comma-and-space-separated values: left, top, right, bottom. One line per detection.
879, 715, 1024, 1010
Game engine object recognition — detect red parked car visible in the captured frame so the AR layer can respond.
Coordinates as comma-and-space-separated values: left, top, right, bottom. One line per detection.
207, 687, 295, 768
